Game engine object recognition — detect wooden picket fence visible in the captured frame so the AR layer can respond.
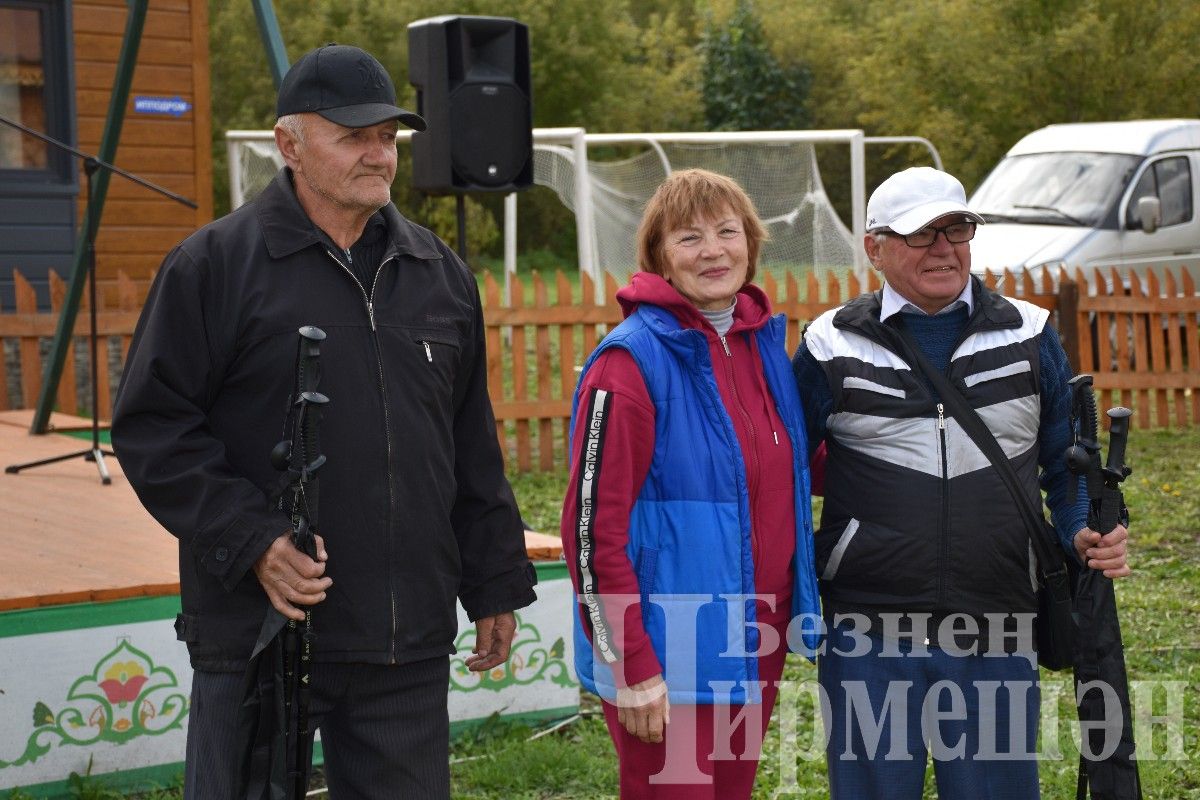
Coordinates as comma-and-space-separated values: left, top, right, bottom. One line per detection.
0, 269, 145, 420
481, 265, 1200, 471
2, 266, 1198, 472
1074, 267, 1200, 431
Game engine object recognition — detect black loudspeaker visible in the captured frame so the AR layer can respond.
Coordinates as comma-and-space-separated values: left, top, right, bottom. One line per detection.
408, 15, 533, 194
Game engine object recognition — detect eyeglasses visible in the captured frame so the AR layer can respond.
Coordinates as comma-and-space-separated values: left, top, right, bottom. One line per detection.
881, 221, 976, 248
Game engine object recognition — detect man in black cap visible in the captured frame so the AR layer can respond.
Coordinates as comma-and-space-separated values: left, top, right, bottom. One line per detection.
113, 44, 537, 798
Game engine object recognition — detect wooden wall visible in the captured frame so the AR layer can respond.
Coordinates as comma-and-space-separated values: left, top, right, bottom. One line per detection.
73, 0, 213, 282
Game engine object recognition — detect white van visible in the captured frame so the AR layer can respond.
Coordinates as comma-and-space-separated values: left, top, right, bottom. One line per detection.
968, 119, 1200, 288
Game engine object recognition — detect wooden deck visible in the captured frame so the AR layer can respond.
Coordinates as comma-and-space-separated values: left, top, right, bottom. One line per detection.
0, 410, 562, 613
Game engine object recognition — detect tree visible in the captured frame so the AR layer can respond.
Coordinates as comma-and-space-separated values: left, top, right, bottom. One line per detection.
208, 0, 708, 261
207, 0, 1200, 262
765, 0, 1200, 192
698, 0, 811, 131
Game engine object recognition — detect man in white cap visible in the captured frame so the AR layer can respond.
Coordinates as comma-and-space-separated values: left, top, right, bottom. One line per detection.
114, 44, 536, 798
792, 167, 1130, 798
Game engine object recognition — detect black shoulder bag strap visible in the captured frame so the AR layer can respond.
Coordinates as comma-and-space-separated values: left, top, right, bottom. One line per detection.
891, 322, 1076, 668
891, 323, 1061, 569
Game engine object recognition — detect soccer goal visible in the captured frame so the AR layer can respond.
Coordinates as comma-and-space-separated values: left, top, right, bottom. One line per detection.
226, 127, 941, 294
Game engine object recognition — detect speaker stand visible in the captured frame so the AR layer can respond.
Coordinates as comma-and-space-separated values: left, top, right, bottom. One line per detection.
455, 194, 468, 261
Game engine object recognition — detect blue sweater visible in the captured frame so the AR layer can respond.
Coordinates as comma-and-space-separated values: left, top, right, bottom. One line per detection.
794, 304, 1089, 558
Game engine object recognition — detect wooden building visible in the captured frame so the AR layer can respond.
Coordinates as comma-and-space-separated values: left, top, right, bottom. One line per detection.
0, 0, 212, 311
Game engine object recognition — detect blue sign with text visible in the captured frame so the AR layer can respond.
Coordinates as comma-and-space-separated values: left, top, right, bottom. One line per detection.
133, 96, 192, 117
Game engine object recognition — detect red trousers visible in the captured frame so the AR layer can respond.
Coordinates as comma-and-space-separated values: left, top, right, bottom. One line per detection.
601, 627, 789, 800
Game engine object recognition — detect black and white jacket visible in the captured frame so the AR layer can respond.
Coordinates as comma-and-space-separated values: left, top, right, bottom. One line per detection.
798, 280, 1082, 634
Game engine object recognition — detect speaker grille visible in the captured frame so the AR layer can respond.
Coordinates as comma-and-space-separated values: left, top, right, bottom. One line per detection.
448, 83, 531, 188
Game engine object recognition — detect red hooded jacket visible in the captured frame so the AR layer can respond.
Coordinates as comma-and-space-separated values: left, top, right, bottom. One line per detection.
560, 273, 798, 687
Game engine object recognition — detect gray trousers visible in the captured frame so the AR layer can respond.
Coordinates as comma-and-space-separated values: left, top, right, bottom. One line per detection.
185, 657, 451, 799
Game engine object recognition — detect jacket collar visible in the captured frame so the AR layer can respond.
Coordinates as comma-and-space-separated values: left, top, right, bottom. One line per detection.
615, 272, 775, 334
256, 168, 443, 263
833, 274, 1022, 347
879, 278, 974, 322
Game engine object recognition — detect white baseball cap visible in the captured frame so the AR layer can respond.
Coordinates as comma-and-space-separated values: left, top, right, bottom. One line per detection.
865, 167, 984, 235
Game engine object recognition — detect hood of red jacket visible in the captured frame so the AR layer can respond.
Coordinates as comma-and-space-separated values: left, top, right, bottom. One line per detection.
615, 272, 774, 333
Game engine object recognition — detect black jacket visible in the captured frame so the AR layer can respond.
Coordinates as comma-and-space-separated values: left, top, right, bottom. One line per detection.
113, 169, 536, 671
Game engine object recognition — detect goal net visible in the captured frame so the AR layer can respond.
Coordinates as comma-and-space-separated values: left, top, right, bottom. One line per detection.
226, 129, 864, 285
226, 135, 287, 210
534, 137, 857, 286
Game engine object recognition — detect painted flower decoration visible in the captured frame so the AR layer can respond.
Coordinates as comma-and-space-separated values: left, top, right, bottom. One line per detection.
99, 660, 149, 706
2, 638, 190, 767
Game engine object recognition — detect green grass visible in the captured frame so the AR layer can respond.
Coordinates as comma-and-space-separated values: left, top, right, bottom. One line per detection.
514, 469, 576, 534
29, 427, 1195, 800
447, 707, 617, 799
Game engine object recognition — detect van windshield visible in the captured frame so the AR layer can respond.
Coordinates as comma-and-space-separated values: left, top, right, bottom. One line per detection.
969, 152, 1140, 228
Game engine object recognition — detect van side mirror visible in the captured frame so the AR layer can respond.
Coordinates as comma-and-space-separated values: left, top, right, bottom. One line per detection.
1137, 196, 1161, 234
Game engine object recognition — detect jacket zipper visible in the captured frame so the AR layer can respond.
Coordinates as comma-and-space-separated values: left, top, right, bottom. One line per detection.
325, 249, 400, 660
936, 402, 949, 607
720, 334, 761, 567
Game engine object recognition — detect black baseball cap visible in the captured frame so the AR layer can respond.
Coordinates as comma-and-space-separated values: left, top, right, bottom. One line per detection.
276, 44, 426, 131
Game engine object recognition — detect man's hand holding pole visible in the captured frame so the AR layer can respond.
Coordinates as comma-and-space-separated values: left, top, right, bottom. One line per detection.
254, 533, 331, 622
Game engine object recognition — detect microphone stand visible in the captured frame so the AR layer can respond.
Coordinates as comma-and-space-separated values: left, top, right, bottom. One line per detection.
1, 115, 197, 484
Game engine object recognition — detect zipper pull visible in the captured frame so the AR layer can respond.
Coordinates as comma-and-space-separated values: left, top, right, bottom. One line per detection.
720, 336, 731, 357
773, 430, 779, 445
937, 402, 946, 429
367, 300, 376, 331
422, 341, 432, 362
344, 248, 352, 265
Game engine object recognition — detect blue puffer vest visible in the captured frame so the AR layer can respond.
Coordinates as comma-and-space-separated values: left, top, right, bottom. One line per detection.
569, 303, 820, 704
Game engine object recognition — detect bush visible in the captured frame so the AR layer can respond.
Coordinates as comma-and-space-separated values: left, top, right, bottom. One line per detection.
411, 195, 500, 267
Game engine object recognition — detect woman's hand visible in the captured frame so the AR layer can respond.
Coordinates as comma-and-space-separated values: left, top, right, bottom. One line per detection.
616, 673, 670, 743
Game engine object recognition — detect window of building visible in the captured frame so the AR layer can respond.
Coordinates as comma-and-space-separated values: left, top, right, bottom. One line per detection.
0, 6, 48, 167
0, 0, 71, 179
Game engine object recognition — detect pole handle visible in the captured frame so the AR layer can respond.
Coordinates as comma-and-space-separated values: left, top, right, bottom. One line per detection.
1105, 407, 1133, 478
